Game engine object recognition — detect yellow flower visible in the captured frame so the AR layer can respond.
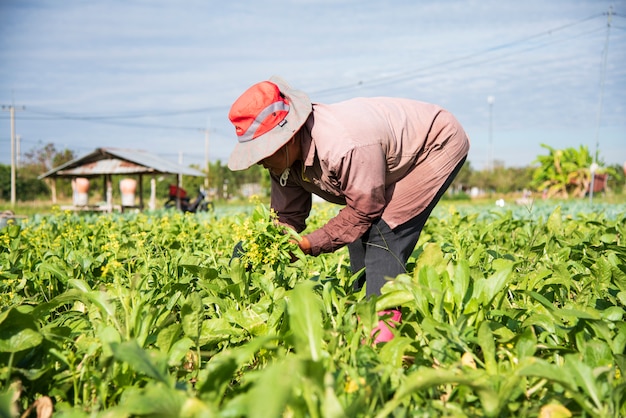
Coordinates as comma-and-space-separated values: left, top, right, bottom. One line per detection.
344, 377, 359, 393
344, 376, 366, 394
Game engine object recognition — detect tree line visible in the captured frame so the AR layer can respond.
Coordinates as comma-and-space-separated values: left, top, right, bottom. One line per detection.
0, 142, 624, 203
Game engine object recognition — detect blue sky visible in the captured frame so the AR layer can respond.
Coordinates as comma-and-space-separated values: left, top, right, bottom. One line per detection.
1, 0, 624, 171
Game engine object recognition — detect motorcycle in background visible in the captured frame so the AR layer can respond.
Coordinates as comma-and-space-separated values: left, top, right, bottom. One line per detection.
164, 185, 213, 212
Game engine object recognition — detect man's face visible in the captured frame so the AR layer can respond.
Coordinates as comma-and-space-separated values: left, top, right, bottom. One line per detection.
259, 141, 293, 176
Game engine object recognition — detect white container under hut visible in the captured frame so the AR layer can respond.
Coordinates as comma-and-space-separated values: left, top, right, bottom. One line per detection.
119, 178, 137, 207
72, 177, 90, 206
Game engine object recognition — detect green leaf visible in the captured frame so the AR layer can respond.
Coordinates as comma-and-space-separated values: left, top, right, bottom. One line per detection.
32, 287, 117, 326
287, 281, 323, 361
0, 393, 14, 418
451, 260, 470, 308
374, 367, 496, 418
196, 336, 275, 400
181, 293, 202, 339
225, 307, 268, 336
378, 337, 414, 368
564, 355, 603, 410
322, 371, 345, 418
97, 325, 121, 359
0, 308, 43, 353
375, 289, 413, 312
116, 382, 184, 417
477, 321, 497, 374
68, 278, 92, 292
37, 261, 69, 282
156, 323, 182, 355
521, 313, 560, 334
517, 358, 574, 389
558, 307, 600, 321
418, 243, 446, 271
110, 340, 170, 385
198, 318, 243, 346
180, 397, 216, 418
600, 306, 624, 322
581, 340, 613, 369
481, 259, 513, 306
168, 337, 194, 367
247, 358, 299, 418
615, 354, 626, 378
523, 291, 556, 311
515, 327, 537, 359
547, 206, 563, 235
197, 356, 239, 401
612, 322, 626, 355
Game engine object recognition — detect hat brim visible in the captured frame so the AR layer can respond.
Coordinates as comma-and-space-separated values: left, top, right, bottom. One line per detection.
227, 76, 312, 171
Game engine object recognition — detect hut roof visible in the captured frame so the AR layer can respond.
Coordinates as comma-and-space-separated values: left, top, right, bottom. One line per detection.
39, 147, 204, 179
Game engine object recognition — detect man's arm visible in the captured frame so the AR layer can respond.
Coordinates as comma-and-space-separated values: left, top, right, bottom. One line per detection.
304, 144, 387, 255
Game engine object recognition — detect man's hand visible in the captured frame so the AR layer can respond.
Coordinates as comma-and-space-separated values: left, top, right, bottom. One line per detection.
297, 236, 311, 255
278, 221, 311, 257
230, 240, 252, 270
285, 236, 310, 263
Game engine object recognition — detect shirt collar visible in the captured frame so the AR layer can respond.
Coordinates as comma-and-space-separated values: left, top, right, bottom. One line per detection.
300, 109, 316, 167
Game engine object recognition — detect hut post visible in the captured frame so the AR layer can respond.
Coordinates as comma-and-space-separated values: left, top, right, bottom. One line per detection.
149, 176, 156, 210
101, 176, 106, 205
106, 174, 113, 212
50, 178, 57, 204
138, 174, 144, 209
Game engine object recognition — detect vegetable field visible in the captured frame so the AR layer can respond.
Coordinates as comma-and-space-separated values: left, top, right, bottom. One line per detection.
1, 202, 625, 417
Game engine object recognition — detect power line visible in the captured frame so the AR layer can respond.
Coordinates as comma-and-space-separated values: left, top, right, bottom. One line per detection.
0, 103, 233, 132
589, 6, 613, 203
351, 25, 607, 95
310, 12, 605, 98
1, 111, 206, 131
22, 104, 228, 120
1, 12, 612, 122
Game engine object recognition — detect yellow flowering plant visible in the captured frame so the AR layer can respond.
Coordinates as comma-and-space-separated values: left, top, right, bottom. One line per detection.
232, 203, 303, 271
1, 202, 625, 417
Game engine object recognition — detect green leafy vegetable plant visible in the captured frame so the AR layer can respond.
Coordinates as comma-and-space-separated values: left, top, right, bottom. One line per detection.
0, 202, 624, 417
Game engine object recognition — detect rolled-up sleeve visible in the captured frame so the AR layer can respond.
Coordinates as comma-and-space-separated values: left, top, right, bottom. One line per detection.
305, 143, 387, 255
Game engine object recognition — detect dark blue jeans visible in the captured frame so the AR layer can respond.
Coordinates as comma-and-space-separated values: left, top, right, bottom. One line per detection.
349, 157, 466, 296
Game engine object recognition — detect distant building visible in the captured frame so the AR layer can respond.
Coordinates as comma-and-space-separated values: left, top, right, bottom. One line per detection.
240, 183, 264, 199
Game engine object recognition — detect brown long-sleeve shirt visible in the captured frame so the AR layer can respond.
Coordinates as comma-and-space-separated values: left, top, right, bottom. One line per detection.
270, 97, 470, 256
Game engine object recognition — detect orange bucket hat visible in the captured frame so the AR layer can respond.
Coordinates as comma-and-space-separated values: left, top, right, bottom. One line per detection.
227, 76, 312, 170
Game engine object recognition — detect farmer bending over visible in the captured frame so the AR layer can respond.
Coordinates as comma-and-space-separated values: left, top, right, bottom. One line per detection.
227, 76, 470, 343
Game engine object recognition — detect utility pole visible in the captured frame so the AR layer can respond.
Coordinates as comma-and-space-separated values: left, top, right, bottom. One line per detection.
2, 104, 25, 208
589, 6, 612, 204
